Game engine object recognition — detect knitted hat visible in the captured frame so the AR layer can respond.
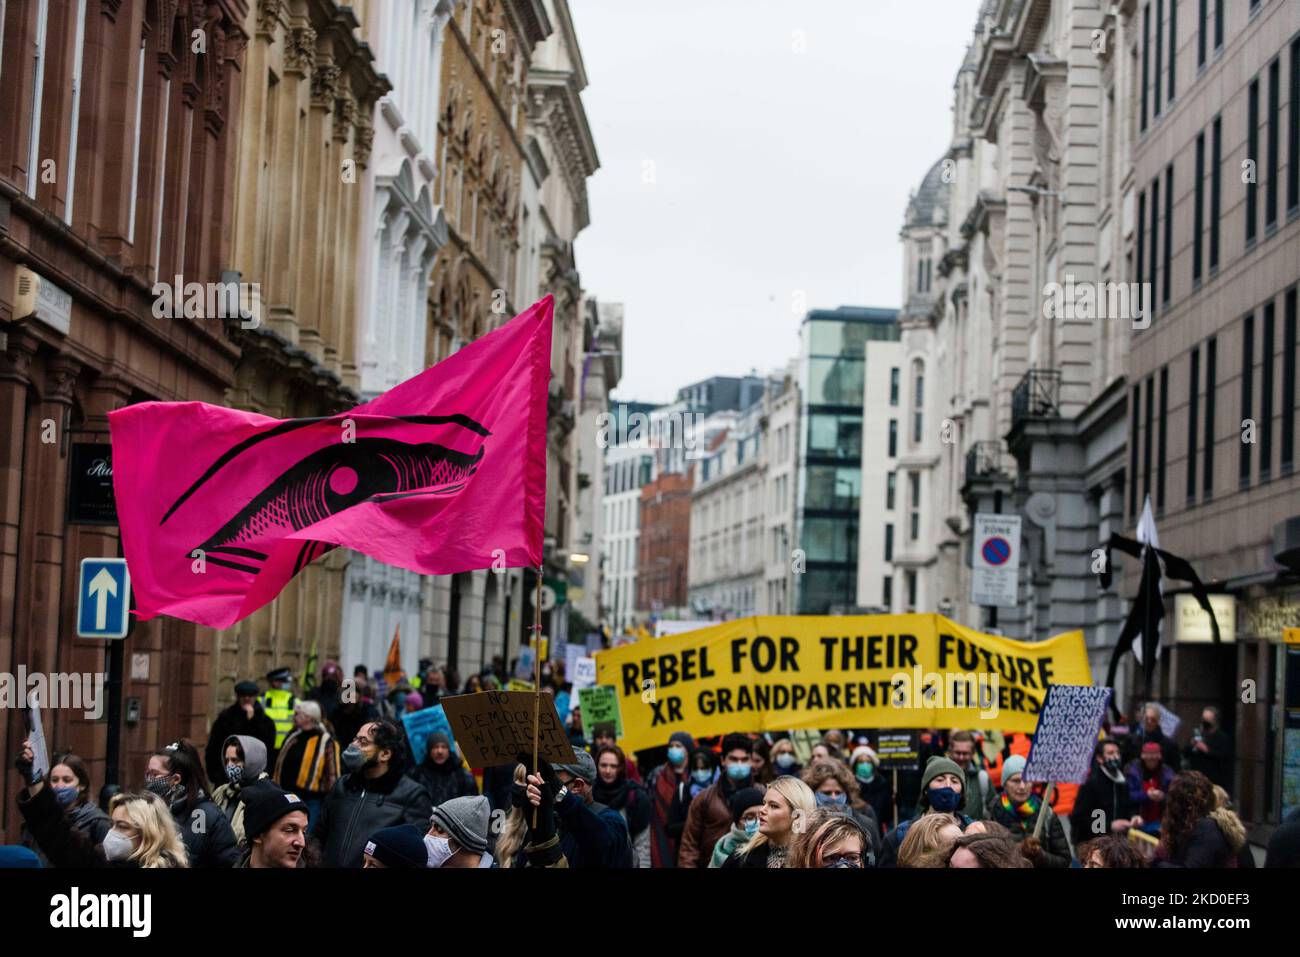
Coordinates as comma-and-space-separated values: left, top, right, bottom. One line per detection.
919, 756, 966, 807
234, 680, 259, 696
1141, 741, 1162, 755
669, 732, 695, 751
429, 795, 490, 854
850, 745, 878, 767
364, 824, 428, 868
225, 734, 268, 778
728, 786, 764, 824
404, 691, 424, 711
1002, 754, 1027, 784
425, 732, 451, 757
241, 782, 306, 841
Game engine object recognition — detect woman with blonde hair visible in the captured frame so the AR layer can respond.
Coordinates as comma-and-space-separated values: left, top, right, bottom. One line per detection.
897, 811, 962, 868
16, 744, 188, 868
494, 764, 531, 867
788, 806, 872, 868
720, 776, 816, 868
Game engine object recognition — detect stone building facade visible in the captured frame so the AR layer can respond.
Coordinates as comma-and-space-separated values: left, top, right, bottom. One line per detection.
0, 0, 250, 839
212, 0, 387, 705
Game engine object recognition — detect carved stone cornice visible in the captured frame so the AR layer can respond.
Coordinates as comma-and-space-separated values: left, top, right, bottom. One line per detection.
0, 328, 40, 386
285, 25, 316, 77
333, 90, 357, 142
354, 111, 375, 170
100, 0, 125, 22
44, 355, 82, 404
311, 62, 340, 110
257, 0, 281, 38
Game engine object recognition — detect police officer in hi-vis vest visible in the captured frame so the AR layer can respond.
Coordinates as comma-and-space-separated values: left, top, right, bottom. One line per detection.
262, 668, 297, 763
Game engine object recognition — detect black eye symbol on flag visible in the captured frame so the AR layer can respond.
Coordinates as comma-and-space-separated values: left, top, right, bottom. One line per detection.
160, 415, 489, 575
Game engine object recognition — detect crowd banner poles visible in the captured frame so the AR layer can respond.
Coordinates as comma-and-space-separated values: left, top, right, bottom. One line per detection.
532, 565, 543, 828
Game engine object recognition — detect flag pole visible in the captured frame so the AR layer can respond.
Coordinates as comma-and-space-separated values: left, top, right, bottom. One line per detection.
531, 564, 543, 827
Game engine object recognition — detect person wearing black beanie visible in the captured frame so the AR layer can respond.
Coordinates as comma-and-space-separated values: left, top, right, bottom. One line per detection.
239, 782, 309, 869
709, 786, 765, 867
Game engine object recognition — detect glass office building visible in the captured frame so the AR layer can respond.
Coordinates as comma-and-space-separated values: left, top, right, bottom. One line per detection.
795, 306, 900, 613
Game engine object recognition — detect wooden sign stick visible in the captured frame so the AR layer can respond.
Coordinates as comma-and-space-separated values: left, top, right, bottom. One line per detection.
1032, 781, 1055, 840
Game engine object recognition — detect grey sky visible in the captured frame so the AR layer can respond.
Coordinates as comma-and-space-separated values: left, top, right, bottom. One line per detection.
568, 0, 982, 404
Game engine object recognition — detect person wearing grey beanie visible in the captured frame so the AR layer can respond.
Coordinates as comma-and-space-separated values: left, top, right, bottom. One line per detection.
877, 755, 974, 867
427, 795, 493, 868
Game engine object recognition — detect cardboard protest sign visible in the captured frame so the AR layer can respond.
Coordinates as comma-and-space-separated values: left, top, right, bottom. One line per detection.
1023, 684, 1112, 784
594, 613, 1092, 754
577, 685, 622, 737
572, 656, 597, 690
401, 704, 452, 766
442, 690, 576, 767
875, 732, 920, 771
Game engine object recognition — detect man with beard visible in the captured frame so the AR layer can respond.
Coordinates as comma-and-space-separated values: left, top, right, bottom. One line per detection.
1071, 738, 1142, 841
239, 782, 310, 868
312, 720, 432, 867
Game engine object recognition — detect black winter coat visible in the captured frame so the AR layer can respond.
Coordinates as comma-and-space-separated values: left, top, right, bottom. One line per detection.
1070, 766, 1138, 839
407, 757, 478, 809
313, 764, 432, 867
170, 793, 241, 867
1158, 817, 1235, 867
205, 702, 277, 783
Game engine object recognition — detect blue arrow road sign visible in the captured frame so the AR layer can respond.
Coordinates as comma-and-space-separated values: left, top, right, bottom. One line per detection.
77, 558, 131, 638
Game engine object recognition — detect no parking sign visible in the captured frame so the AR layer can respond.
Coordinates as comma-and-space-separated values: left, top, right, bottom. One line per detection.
971, 513, 1020, 607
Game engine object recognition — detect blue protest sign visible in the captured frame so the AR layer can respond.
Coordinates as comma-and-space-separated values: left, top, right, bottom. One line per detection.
402, 704, 452, 765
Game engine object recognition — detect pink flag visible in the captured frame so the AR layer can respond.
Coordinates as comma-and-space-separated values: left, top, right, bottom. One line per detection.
109, 296, 552, 629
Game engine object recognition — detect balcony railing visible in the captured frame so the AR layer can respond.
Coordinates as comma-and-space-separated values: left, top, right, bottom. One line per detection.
964, 440, 1004, 484
1011, 368, 1061, 431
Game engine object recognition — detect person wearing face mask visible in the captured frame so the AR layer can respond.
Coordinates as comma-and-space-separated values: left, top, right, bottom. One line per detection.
645, 731, 694, 867
425, 795, 494, 867
204, 679, 278, 784
788, 806, 873, 868
17, 748, 111, 865
548, 750, 634, 868
801, 759, 881, 859
1071, 738, 1142, 842
770, 738, 802, 778
877, 755, 973, 868
990, 755, 1071, 867
1126, 741, 1175, 833
144, 741, 240, 867
708, 786, 764, 867
1184, 706, 1234, 791
312, 720, 433, 867
850, 745, 892, 836
16, 744, 188, 868
237, 782, 309, 868
210, 734, 270, 845
678, 733, 756, 868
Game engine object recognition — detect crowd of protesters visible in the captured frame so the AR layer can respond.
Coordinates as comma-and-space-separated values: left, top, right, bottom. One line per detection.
5, 654, 1296, 870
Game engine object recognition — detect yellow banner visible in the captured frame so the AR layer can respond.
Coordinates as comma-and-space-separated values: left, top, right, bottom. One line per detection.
594, 614, 1092, 754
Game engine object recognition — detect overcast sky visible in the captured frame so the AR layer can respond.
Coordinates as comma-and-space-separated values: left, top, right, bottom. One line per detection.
568, 0, 982, 404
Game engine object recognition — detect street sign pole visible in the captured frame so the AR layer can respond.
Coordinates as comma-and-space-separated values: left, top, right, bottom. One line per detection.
104, 628, 124, 789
